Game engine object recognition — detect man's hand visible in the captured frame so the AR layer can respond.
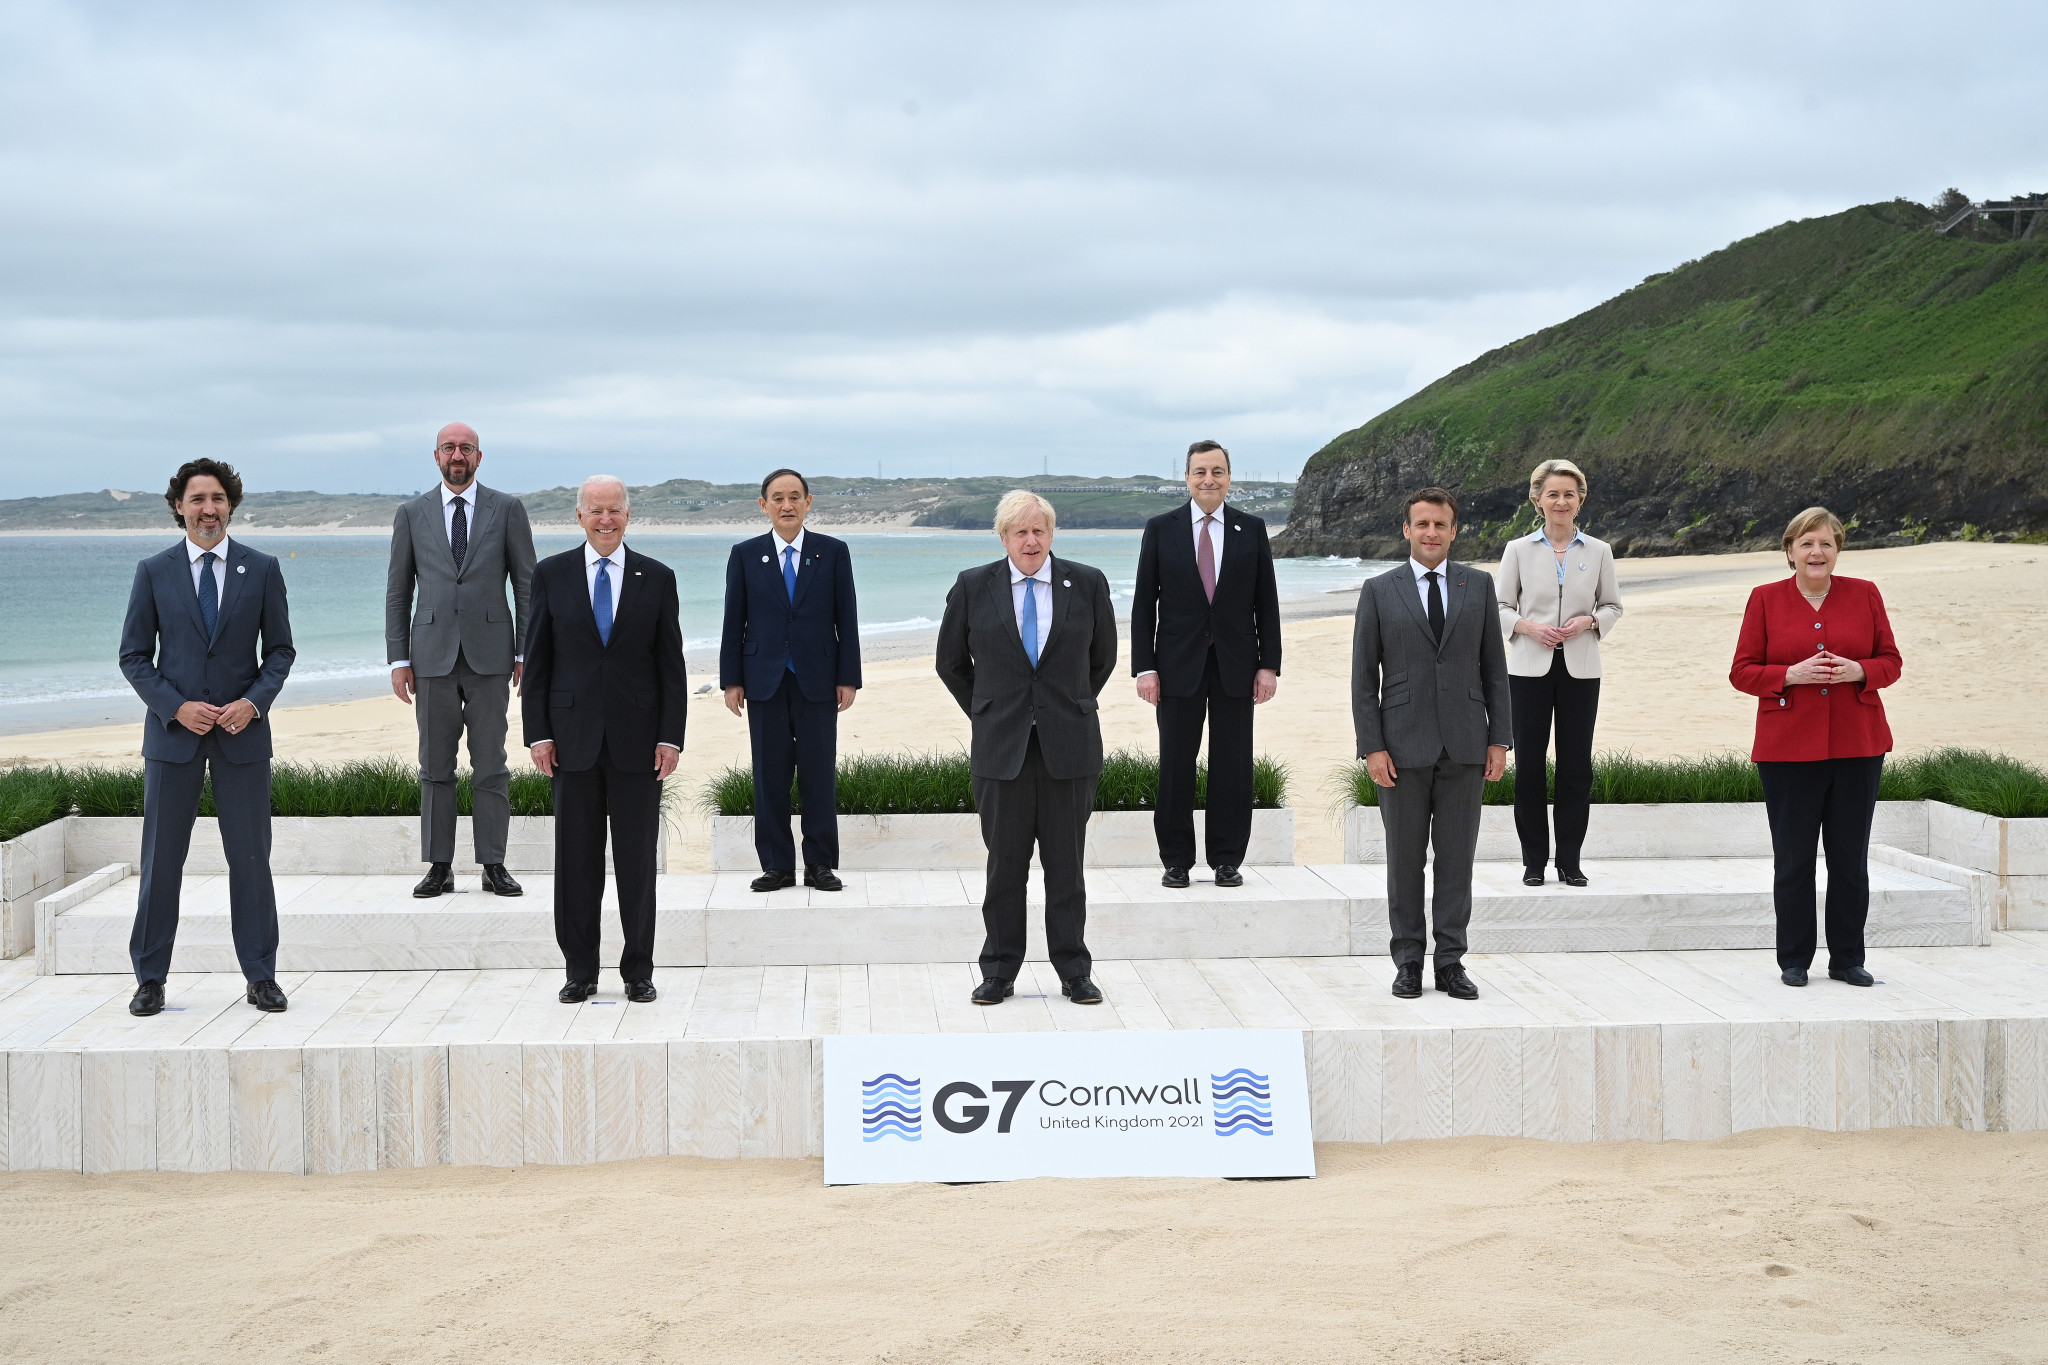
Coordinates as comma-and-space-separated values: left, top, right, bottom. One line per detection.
175, 701, 222, 735
836, 685, 857, 713
392, 666, 416, 704
1365, 750, 1397, 788
1253, 669, 1278, 704
217, 699, 258, 736
724, 686, 746, 718
1484, 745, 1509, 783
1135, 673, 1161, 706
512, 661, 523, 693
654, 744, 680, 781
531, 740, 557, 777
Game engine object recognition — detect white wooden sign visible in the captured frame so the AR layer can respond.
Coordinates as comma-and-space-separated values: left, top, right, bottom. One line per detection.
823, 1030, 1315, 1185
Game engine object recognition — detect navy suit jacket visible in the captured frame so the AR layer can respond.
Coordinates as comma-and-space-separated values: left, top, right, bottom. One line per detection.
718, 531, 863, 702
1131, 502, 1282, 698
521, 545, 689, 773
119, 539, 296, 764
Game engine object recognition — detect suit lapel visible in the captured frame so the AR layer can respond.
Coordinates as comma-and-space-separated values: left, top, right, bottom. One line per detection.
214, 540, 251, 633
168, 543, 209, 640
1392, 565, 1434, 646
1039, 557, 1071, 664
791, 537, 819, 610
982, 561, 1030, 667
1439, 565, 1469, 656
564, 550, 605, 649
458, 486, 497, 582
609, 546, 637, 628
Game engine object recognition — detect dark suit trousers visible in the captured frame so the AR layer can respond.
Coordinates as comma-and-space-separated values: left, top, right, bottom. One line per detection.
749, 671, 840, 872
1758, 756, 1883, 972
1155, 648, 1255, 870
1378, 751, 1486, 968
131, 732, 279, 983
972, 730, 1096, 982
552, 742, 661, 983
1509, 650, 1601, 873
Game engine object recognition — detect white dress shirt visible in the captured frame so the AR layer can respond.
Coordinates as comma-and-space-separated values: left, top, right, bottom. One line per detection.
1010, 559, 1053, 660
185, 533, 231, 610
1409, 556, 1450, 614
771, 527, 805, 585
1189, 498, 1225, 585
533, 539, 677, 754
391, 481, 520, 671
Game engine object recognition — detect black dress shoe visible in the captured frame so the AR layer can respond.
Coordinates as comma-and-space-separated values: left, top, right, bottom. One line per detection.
480, 863, 523, 896
1829, 965, 1875, 987
624, 979, 658, 1003
1558, 868, 1589, 888
971, 978, 1015, 1006
559, 980, 598, 1004
1161, 866, 1191, 888
1781, 967, 1809, 987
246, 979, 289, 1012
129, 980, 164, 1016
1061, 975, 1104, 1005
1213, 865, 1244, 888
413, 863, 455, 897
751, 869, 797, 892
1435, 964, 1479, 1000
1391, 963, 1423, 998
1523, 867, 1545, 886
804, 865, 844, 892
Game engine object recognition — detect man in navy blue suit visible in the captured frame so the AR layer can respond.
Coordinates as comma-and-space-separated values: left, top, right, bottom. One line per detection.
720, 469, 862, 892
118, 459, 296, 1017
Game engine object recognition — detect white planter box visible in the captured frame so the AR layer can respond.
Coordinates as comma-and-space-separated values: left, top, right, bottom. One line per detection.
0, 819, 68, 959
710, 809, 1295, 871
1343, 801, 1931, 864
58, 815, 660, 878
1926, 801, 2048, 930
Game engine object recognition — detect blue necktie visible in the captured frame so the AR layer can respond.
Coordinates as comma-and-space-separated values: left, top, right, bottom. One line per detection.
1021, 576, 1040, 669
197, 551, 219, 639
783, 545, 799, 672
594, 556, 614, 646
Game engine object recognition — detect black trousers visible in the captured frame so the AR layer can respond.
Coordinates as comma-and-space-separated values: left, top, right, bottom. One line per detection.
749, 670, 840, 872
1758, 755, 1883, 972
1154, 648, 1255, 870
131, 732, 279, 983
552, 741, 662, 983
971, 729, 1096, 982
1509, 650, 1602, 872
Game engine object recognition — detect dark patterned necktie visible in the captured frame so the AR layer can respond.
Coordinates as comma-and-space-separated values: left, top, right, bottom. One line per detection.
1427, 570, 1445, 641
450, 495, 468, 569
198, 551, 219, 639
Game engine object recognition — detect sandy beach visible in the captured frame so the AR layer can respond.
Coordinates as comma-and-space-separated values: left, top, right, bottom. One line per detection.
6, 541, 2042, 867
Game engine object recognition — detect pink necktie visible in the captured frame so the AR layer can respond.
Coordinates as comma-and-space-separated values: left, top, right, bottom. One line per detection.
1198, 514, 1217, 602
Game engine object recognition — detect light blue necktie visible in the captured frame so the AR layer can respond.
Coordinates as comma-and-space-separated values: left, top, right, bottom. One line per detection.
783, 545, 799, 673
1021, 576, 1040, 669
197, 551, 219, 639
594, 556, 614, 646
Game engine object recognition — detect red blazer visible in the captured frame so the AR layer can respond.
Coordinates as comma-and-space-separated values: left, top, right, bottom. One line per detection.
1730, 575, 1901, 763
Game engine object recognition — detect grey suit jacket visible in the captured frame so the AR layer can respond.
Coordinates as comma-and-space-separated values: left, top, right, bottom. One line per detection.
935, 556, 1119, 782
384, 484, 536, 678
120, 539, 295, 765
1351, 561, 1513, 768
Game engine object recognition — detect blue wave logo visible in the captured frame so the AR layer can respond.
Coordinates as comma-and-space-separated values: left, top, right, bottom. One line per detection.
862, 1072, 921, 1143
1210, 1068, 1272, 1137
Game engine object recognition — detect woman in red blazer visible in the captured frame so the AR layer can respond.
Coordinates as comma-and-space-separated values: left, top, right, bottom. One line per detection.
1730, 507, 1903, 989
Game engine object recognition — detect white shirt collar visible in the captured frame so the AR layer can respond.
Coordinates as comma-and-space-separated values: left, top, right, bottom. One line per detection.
1009, 557, 1052, 585
441, 480, 481, 506
186, 533, 231, 563
772, 527, 806, 557
1529, 527, 1583, 547
1409, 556, 1445, 580
584, 540, 624, 567
1190, 499, 1225, 524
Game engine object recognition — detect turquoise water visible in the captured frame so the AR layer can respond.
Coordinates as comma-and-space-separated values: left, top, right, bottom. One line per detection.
0, 531, 1387, 729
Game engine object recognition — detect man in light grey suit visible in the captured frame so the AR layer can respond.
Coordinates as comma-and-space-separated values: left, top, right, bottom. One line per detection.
386, 422, 537, 898
1351, 487, 1512, 1001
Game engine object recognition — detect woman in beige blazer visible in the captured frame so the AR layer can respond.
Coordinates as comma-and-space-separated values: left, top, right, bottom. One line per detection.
1495, 460, 1624, 886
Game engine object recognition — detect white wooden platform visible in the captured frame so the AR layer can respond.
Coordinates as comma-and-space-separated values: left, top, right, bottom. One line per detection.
4, 936, 2046, 1174
36, 853, 1984, 974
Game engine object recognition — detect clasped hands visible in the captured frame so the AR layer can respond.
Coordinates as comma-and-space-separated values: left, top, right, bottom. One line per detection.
176, 698, 257, 736
1366, 744, 1508, 788
530, 740, 679, 781
1783, 649, 1865, 687
1518, 615, 1596, 649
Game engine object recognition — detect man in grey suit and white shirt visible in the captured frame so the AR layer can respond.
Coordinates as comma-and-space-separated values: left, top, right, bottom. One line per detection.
386, 422, 537, 898
1351, 487, 1512, 1000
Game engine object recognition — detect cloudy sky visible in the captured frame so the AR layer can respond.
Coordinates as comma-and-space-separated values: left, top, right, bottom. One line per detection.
2, 0, 2042, 496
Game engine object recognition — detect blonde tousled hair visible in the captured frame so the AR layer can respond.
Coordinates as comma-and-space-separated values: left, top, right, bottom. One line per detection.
993, 489, 1058, 536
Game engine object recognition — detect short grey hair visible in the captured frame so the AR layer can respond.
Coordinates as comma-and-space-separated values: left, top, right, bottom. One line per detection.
1528, 459, 1587, 501
993, 489, 1057, 536
577, 475, 631, 513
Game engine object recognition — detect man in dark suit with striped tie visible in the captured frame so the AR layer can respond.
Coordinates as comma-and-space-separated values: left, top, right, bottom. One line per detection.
118, 459, 296, 1017
719, 469, 862, 892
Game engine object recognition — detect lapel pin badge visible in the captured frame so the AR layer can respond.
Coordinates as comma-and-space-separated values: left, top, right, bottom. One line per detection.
1062, 579, 1071, 588
236, 565, 246, 574
1233, 524, 1240, 531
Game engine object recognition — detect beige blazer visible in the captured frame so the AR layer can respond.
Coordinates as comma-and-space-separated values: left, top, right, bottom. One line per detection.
1495, 530, 1624, 678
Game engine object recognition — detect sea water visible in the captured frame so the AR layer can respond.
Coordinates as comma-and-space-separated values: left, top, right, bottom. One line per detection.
0, 531, 1387, 733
